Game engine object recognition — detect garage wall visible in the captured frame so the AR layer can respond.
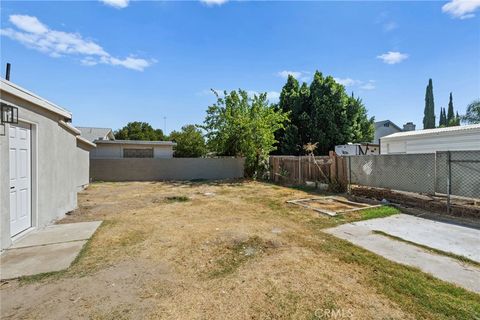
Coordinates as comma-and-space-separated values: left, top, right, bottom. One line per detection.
0, 90, 91, 250
90, 158, 245, 181
76, 141, 92, 190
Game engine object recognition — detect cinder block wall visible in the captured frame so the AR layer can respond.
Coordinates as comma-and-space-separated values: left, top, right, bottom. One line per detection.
90, 158, 245, 181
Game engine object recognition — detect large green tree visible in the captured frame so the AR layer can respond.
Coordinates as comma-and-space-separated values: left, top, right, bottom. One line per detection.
169, 124, 207, 158
275, 75, 302, 155
274, 75, 313, 155
462, 99, 480, 124
275, 71, 374, 155
114, 121, 164, 140
201, 90, 288, 178
346, 93, 375, 144
447, 92, 455, 126
309, 72, 350, 154
423, 79, 436, 129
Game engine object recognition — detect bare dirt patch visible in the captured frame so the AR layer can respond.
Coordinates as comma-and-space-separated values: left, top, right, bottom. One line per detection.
1, 181, 478, 319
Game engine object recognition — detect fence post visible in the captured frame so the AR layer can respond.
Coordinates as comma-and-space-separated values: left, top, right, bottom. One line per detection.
447, 151, 451, 215
348, 156, 352, 194
329, 151, 336, 183
298, 156, 301, 184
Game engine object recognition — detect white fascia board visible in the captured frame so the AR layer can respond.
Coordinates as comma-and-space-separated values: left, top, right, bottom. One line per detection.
1, 79, 72, 119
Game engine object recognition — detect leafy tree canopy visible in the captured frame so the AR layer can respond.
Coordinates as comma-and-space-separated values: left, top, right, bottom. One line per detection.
169, 124, 207, 158
114, 121, 164, 141
275, 71, 374, 155
201, 89, 289, 178
462, 99, 480, 124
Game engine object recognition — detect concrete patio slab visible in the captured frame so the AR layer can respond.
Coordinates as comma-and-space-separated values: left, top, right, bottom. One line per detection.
352, 214, 480, 262
0, 241, 86, 280
325, 219, 480, 293
10, 221, 102, 249
0, 221, 101, 280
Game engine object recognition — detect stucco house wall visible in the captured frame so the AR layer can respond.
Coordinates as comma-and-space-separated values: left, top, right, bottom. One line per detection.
0, 80, 95, 250
91, 141, 175, 159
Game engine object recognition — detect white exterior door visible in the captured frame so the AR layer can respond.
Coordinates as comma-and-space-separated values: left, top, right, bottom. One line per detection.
9, 123, 32, 236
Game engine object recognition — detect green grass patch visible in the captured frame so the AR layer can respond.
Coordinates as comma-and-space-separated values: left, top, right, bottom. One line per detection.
372, 230, 480, 268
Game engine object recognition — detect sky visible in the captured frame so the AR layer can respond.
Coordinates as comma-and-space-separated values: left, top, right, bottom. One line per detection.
1, 0, 479, 134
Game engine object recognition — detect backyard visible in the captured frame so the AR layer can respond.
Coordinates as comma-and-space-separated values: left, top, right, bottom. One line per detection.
1, 180, 479, 319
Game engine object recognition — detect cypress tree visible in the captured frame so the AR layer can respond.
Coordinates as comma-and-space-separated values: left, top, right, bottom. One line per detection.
423, 79, 435, 129
447, 92, 455, 126
439, 108, 446, 127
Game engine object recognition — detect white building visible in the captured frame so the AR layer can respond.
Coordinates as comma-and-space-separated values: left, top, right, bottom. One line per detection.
90, 140, 176, 159
0, 79, 95, 250
380, 124, 480, 154
78, 127, 176, 159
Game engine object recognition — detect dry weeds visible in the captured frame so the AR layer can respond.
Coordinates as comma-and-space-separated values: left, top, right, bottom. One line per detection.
1, 181, 478, 319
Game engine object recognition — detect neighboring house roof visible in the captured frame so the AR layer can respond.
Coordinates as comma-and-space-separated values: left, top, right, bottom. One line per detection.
375, 120, 403, 132
0, 79, 72, 119
382, 124, 480, 140
95, 140, 176, 146
77, 127, 115, 142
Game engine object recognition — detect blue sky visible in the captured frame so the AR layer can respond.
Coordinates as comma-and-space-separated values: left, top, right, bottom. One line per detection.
1, 0, 479, 134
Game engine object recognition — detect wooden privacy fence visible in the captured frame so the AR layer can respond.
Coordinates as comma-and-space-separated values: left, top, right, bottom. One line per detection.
269, 152, 348, 185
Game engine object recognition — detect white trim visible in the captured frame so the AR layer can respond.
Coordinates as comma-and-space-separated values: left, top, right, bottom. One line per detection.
382, 124, 480, 141
59, 120, 81, 135
0, 79, 72, 119
16, 118, 39, 233
76, 135, 97, 148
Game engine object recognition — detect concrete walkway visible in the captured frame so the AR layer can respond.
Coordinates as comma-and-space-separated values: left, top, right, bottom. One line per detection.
0, 221, 102, 280
325, 214, 480, 293
353, 214, 480, 262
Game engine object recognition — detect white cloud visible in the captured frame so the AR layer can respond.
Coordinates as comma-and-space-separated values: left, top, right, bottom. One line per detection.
334, 78, 361, 86
442, 0, 480, 19
376, 51, 409, 64
277, 70, 312, 82
200, 0, 228, 6
247, 90, 280, 102
1, 14, 153, 71
100, 0, 129, 9
334, 77, 376, 90
9, 15, 48, 34
277, 70, 302, 79
266, 91, 280, 101
359, 80, 376, 90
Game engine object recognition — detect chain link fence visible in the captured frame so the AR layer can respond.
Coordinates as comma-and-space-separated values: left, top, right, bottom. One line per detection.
435, 151, 480, 200
347, 150, 480, 213
349, 153, 436, 194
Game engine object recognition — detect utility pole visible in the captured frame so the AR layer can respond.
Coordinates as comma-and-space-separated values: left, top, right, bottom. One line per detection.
163, 116, 167, 134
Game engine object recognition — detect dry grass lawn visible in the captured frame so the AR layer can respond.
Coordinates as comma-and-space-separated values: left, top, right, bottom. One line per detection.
1, 180, 479, 319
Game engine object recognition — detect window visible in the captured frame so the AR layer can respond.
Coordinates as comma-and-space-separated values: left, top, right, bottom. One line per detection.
383, 122, 390, 127
123, 148, 153, 158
